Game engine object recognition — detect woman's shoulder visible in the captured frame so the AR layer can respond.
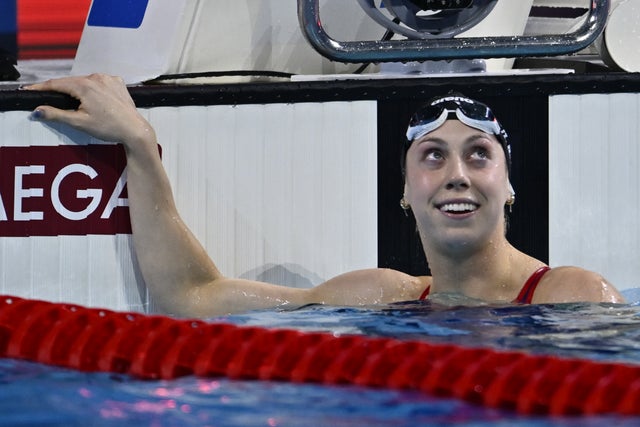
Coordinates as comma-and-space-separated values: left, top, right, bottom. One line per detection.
311, 268, 431, 305
531, 266, 625, 304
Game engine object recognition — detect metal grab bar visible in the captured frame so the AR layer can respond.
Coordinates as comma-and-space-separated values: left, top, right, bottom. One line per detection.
297, 0, 610, 63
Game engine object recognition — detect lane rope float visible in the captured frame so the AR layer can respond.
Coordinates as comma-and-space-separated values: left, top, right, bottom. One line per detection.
0, 295, 638, 416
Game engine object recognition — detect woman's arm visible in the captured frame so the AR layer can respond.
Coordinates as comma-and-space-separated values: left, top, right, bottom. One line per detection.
25, 74, 429, 317
27, 74, 227, 315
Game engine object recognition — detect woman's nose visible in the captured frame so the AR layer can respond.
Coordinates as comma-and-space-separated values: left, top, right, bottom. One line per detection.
445, 159, 470, 190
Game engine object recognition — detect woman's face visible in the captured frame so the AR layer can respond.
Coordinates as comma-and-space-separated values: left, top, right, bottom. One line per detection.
404, 120, 511, 254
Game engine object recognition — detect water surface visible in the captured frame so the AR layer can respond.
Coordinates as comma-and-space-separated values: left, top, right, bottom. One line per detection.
2, 299, 640, 426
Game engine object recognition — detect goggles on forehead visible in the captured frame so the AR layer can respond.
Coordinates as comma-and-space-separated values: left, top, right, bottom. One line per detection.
405, 95, 511, 167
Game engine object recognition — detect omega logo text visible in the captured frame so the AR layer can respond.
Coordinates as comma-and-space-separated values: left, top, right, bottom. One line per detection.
0, 145, 132, 236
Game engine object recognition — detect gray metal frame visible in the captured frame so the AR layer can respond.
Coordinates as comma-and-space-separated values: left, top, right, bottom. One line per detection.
297, 0, 610, 62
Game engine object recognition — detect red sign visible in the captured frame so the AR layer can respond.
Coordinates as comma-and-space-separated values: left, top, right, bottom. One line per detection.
0, 144, 131, 236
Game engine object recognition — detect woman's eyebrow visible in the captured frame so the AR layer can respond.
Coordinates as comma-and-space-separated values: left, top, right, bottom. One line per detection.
464, 133, 498, 145
415, 136, 447, 146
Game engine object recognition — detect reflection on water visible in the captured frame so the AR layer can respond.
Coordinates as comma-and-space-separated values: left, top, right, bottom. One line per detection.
2, 300, 640, 426
224, 298, 640, 364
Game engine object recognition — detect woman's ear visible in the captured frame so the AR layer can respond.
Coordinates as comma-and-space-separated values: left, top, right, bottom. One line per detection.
400, 183, 411, 214
506, 182, 516, 207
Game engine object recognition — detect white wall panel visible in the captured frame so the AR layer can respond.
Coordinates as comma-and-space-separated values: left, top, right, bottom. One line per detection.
0, 102, 378, 311
0, 111, 141, 310
549, 93, 640, 291
149, 102, 378, 290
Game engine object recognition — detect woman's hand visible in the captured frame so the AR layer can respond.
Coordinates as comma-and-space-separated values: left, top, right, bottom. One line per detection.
25, 73, 153, 146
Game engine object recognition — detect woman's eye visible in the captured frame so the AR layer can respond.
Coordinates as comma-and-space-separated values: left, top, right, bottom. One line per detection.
471, 147, 489, 160
425, 150, 443, 161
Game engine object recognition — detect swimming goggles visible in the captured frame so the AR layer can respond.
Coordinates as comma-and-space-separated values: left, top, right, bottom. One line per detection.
405, 95, 511, 166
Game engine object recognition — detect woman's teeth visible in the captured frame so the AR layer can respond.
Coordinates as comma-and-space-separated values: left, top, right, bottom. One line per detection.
440, 203, 477, 213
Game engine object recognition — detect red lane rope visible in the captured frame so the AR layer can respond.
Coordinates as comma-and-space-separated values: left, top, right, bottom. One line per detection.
0, 295, 639, 416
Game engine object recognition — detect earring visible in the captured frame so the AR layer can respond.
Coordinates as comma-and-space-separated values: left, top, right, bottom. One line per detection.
506, 193, 515, 213
399, 197, 411, 216
505, 182, 516, 213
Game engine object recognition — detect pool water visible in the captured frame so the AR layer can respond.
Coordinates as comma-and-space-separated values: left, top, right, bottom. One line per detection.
2, 296, 640, 426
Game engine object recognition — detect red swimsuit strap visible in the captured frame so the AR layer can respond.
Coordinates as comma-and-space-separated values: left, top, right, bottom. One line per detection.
514, 266, 551, 304
418, 285, 431, 300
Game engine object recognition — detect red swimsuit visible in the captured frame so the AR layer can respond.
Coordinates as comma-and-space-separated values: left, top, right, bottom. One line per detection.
418, 266, 551, 304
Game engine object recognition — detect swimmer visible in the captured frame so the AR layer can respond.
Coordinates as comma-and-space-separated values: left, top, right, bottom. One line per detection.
25, 74, 624, 317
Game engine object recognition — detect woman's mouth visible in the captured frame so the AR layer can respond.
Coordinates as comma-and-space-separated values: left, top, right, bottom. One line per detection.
438, 202, 479, 214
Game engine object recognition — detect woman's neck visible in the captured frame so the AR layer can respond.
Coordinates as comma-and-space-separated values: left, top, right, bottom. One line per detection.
424, 238, 538, 302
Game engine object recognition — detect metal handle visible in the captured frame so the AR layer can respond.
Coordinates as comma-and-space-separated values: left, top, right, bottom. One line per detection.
297, 0, 610, 63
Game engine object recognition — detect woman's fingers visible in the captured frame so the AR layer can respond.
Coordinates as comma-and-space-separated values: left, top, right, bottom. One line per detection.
25, 74, 149, 144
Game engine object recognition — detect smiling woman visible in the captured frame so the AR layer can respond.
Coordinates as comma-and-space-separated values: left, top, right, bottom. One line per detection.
399, 94, 622, 305
24, 75, 625, 317
402, 96, 531, 299
403, 121, 511, 245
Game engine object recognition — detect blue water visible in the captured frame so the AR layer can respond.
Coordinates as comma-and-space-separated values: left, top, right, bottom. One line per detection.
2, 295, 640, 426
